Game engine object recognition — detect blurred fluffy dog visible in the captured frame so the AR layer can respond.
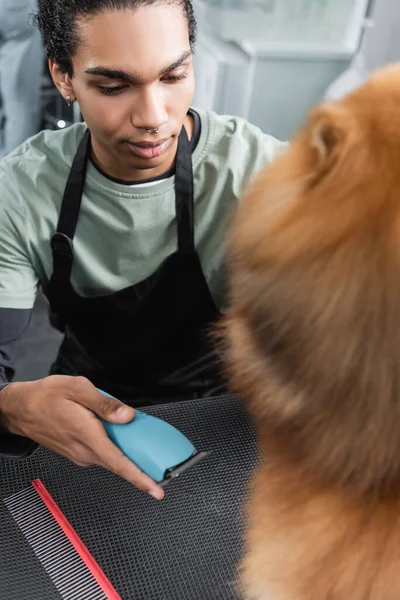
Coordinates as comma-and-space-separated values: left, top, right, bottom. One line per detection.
220, 65, 400, 600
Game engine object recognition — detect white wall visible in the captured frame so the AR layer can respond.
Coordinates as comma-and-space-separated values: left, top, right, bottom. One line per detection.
362, 0, 400, 70
193, 0, 399, 140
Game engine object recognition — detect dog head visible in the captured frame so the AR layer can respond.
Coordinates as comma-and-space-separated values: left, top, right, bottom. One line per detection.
224, 64, 400, 496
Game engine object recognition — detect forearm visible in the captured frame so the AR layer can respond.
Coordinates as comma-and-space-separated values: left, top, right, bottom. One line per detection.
0, 309, 39, 457
0, 384, 39, 458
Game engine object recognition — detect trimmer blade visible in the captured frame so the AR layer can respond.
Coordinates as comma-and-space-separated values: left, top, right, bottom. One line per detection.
160, 451, 211, 487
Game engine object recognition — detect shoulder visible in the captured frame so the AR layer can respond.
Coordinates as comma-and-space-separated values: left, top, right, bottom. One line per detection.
193, 108, 288, 185
0, 124, 87, 207
192, 108, 288, 198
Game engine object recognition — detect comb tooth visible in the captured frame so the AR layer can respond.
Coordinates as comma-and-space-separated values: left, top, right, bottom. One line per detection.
65, 575, 104, 599
5, 496, 43, 516
24, 528, 69, 552
47, 552, 103, 598
12, 495, 49, 513
62, 572, 97, 593
45, 550, 83, 575
37, 542, 77, 567
25, 526, 66, 549
5, 488, 39, 511
16, 507, 56, 528
77, 589, 107, 600
61, 577, 98, 599
50, 554, 90, 580
59, 572, 101, 599
23, 515, 63, 535
21, 514, 61, 534
9, 504, 49, 524
4, 485, 36, 504
86, 590, 107, 600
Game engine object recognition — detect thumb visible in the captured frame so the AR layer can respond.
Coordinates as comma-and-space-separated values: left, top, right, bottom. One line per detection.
72, 381, 135, 423
105, 401, 135, 424
96, 389, 135, 424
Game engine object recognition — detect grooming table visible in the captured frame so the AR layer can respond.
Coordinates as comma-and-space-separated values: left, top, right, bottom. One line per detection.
0, 395, 258, 599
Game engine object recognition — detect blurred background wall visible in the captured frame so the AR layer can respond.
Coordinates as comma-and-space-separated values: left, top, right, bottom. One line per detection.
191, 0, 399, 140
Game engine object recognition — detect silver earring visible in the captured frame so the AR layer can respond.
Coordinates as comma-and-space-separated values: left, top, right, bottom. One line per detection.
66, 95, 72, 107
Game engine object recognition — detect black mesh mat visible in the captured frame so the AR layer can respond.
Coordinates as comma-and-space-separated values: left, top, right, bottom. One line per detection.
0, 395, 259, 600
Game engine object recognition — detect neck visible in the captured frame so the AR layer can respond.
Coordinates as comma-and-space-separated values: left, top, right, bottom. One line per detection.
91, 113, 194, 183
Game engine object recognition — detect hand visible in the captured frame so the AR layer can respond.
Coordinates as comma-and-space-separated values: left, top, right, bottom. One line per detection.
0, 375, 164, 500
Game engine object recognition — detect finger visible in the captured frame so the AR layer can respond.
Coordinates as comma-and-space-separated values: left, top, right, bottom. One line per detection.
68, 377, 135, 423
74, 461, 92, 468
94, 436, 165, 500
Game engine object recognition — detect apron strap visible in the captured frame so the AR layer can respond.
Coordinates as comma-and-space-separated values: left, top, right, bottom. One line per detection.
51, 129, 91, 285
175, 126, 195, 255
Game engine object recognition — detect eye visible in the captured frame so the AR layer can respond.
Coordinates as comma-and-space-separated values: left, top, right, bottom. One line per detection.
162, 72, 188, 83
96, 85, 128, 96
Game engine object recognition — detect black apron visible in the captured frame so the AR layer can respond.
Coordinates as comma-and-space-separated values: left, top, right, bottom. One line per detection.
48, 126, 227, 406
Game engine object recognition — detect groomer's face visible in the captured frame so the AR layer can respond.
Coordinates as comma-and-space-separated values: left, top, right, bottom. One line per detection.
52, 5, 195, 179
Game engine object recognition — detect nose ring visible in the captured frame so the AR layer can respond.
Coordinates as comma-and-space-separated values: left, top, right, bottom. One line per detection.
146, 128, 159, 134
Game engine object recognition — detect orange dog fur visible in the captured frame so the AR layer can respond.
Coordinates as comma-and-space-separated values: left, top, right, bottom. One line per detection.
220, 65, 400, 600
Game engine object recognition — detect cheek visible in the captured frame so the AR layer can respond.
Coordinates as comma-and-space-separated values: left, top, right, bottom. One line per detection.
80, 96, 130, 136
184, 77, 195, 103
183, 70, 196, 100
166, 78, 195, 113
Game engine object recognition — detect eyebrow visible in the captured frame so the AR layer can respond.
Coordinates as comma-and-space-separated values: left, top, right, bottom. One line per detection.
84, 50, 192, 83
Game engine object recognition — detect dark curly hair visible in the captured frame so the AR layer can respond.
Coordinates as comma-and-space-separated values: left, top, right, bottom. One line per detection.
33, 0, 197, 77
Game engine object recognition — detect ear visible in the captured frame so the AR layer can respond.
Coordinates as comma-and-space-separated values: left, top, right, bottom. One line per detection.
309, 104, 348, 169
48, 59, 76, 103
311, 120, 341, 161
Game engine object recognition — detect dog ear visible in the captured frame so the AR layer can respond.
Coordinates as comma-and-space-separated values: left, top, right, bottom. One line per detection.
311, 120, 342, 161
308, 104, 349, 173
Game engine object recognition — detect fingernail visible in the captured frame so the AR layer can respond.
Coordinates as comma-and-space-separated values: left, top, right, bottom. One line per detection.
149, 488, 164, 501
116, 406, 133, 420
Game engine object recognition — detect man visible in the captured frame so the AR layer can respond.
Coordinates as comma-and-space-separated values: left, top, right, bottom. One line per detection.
0, 0, 285, 500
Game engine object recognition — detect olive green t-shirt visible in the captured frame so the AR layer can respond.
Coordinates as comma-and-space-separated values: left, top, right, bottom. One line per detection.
0, 108, 286, 310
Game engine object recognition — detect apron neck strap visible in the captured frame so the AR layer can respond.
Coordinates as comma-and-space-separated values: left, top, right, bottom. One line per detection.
51, 128, 91, 284
175, 125, 195, 255
56, 128, 91, 241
